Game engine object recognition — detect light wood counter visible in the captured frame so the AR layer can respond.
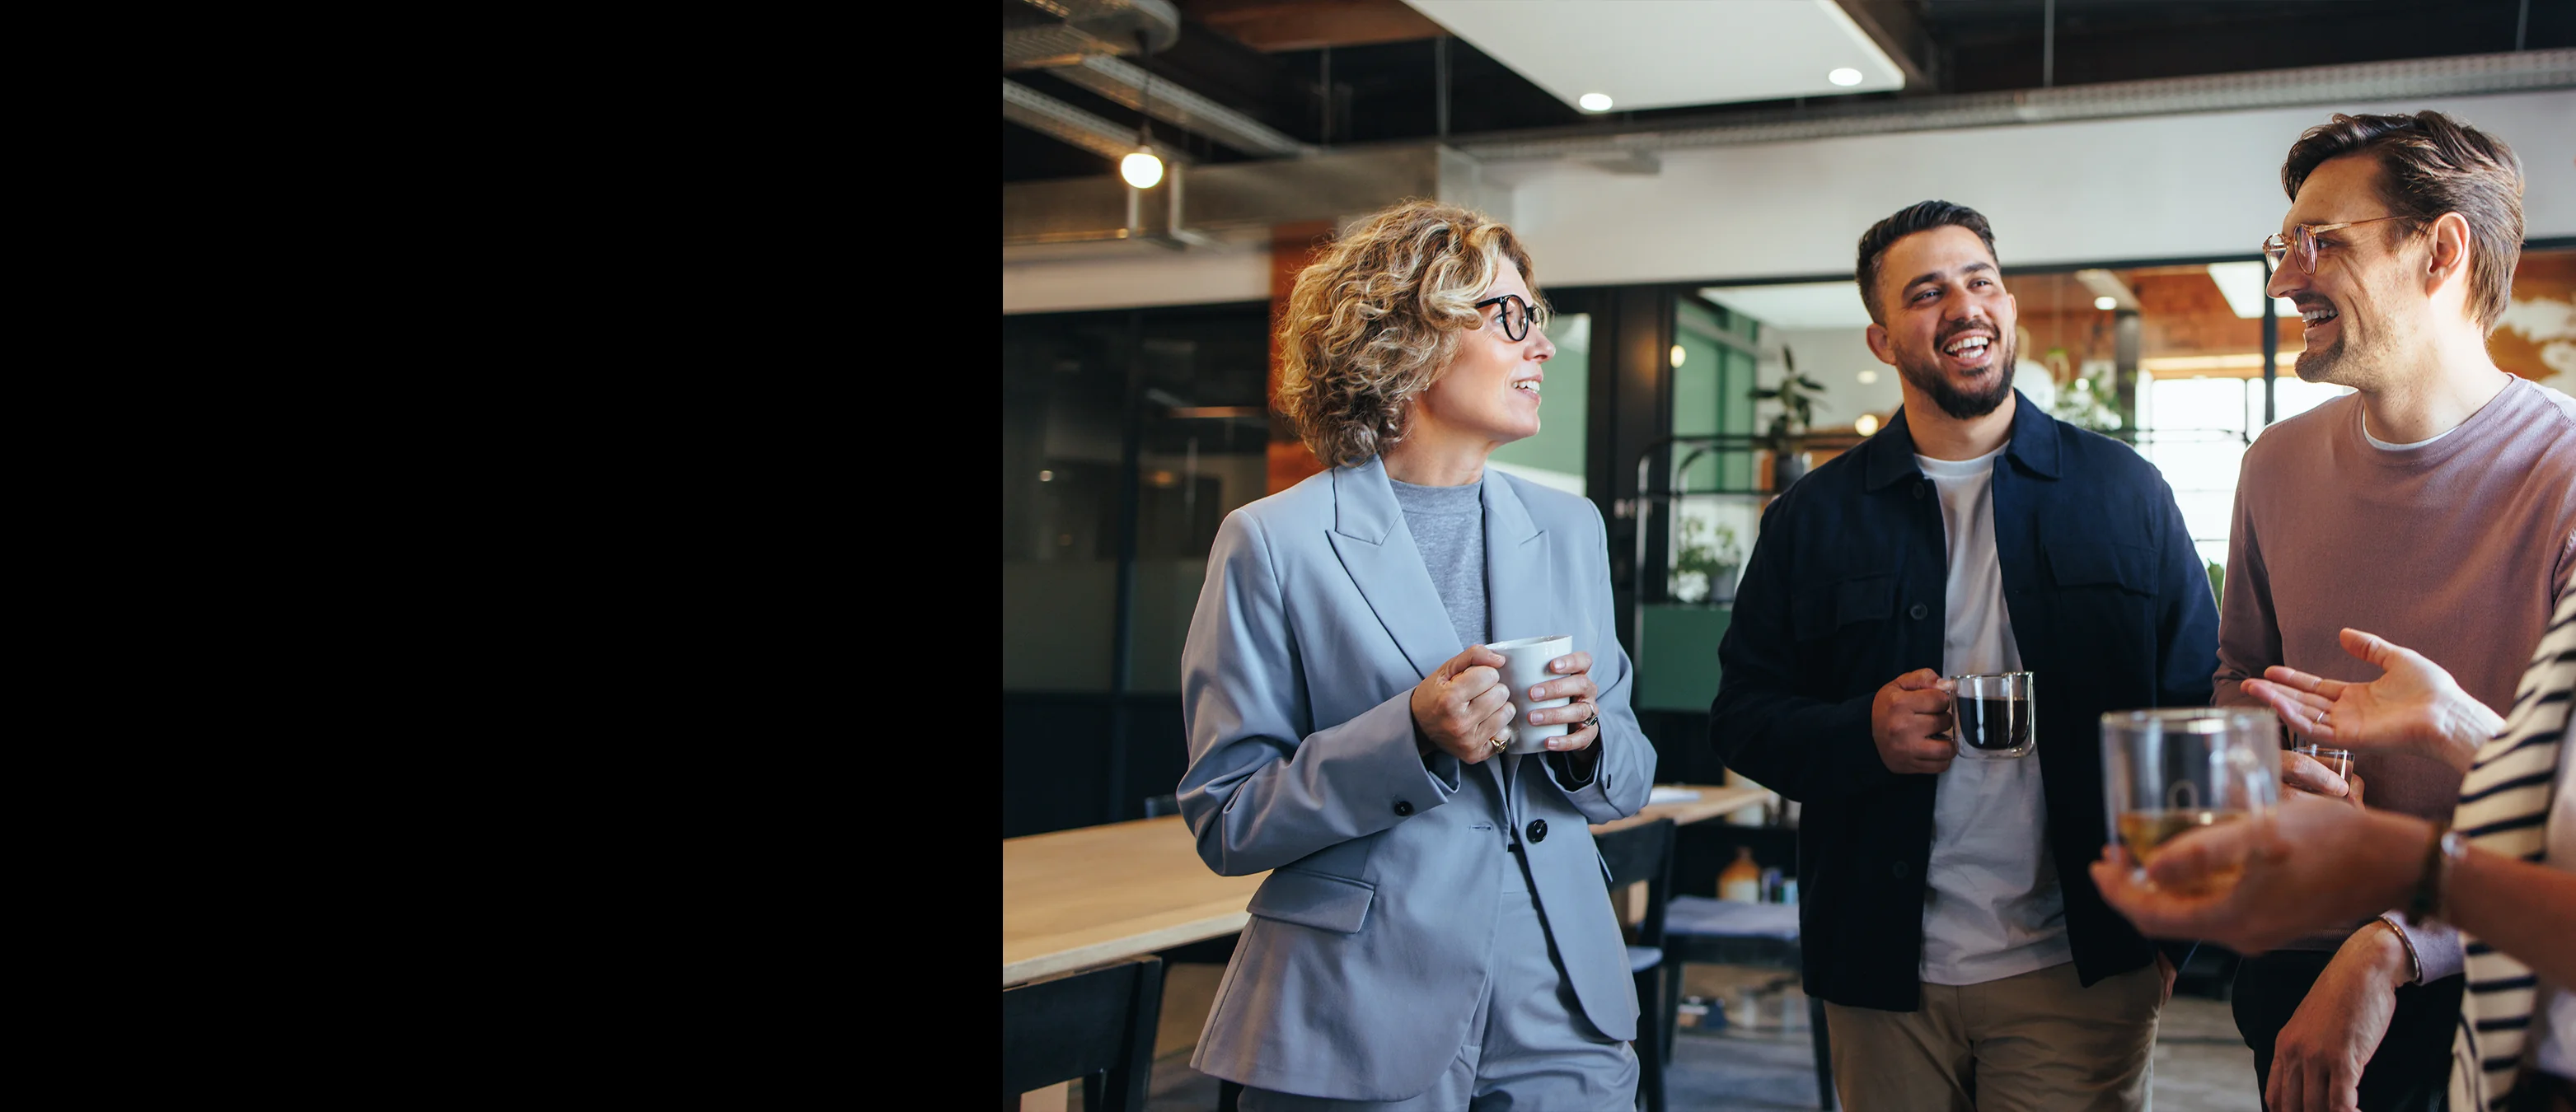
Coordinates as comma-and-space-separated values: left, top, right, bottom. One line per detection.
1003, 783, 1775, 987
1005, 815, 1265, 988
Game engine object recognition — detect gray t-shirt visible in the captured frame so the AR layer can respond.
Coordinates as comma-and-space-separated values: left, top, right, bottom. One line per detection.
1389, 477, 1489, 648
1393, 474, 1533, 865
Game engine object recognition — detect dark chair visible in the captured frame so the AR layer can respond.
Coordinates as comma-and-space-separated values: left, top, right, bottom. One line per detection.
1594, 818, 1678, 1112
1002, 957, 1166, 1112
1660, 895, 1835, 1111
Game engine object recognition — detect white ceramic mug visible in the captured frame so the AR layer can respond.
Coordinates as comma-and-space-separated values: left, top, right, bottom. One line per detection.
1490, 634, 1576, 755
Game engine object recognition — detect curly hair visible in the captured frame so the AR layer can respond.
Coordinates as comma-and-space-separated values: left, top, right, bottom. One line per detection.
1276, 200, 1541, 469
2282, 111, 2523, 333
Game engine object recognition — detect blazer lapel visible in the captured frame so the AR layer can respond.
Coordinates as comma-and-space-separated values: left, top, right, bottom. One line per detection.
1326, 459, 1464, 681
1482, 470, 1554, 646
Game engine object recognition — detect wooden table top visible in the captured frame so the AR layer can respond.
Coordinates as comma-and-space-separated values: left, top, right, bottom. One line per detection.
1002, 782, 1773, 986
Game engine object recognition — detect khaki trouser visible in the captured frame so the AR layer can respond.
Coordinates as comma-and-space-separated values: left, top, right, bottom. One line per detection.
1823, 961, 2162, 1112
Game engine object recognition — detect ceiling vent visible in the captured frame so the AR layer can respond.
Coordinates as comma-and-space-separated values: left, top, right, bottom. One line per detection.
1004, 0, 1180, 72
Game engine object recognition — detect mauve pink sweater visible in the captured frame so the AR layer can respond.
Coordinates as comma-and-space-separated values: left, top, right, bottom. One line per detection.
2214, 375, 2576, 979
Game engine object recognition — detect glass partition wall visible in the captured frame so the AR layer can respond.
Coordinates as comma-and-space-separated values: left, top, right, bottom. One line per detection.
1001, 302, 1272, 836
1000, 301, 1590, 836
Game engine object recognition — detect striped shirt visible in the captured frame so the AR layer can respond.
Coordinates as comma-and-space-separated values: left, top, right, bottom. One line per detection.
2447, 584, 2576, 1112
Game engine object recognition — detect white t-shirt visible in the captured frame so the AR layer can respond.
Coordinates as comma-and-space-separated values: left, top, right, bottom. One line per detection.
1916, 447, 2074, 986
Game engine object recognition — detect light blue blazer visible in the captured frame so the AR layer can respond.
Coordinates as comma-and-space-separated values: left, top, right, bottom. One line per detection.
1178, 457, 1656, 1101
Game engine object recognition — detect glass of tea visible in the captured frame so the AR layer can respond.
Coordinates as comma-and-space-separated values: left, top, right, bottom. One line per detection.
1951, 672, 2036, 759
2101, 708, 2281, 896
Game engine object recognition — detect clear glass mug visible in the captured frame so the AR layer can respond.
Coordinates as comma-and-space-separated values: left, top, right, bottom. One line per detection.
2100, 708, 2282, 896
1951, 672, 2035, 759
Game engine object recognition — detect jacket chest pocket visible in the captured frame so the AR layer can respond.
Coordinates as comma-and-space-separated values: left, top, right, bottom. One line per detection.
1791, 569, 1897, 641
2044, 537, 2157, 595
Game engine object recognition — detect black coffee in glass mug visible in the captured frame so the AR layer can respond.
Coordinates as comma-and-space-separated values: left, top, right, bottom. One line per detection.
1951, 673, 2036, 759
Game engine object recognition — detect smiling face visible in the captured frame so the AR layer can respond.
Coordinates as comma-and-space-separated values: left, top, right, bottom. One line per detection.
1867, 225, 2019, 421
1407, 255, 1555, 452
2266, 154, 2428, 390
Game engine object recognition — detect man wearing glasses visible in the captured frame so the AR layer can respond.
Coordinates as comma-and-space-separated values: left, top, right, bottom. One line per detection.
2216, 110, 2576, 1112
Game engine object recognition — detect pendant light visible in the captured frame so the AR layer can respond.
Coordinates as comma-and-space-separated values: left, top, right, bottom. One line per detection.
1120, 31, 1165, 189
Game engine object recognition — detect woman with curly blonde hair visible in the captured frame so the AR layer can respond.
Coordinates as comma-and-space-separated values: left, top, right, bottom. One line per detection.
1176, 199, 1656, 1110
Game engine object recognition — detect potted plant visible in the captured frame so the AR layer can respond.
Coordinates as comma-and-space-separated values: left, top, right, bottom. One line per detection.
1670, 517, 1745, 605
1752, 348, 1829, 491
2049, 356, 2124, 432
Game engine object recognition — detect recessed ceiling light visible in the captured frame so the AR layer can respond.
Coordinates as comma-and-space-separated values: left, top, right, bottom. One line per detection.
1828, 68, 1863, 86
1857, 370, 1879, 385
2094, 296, 2118, 311
1670, 344, 1687, 367
1855, 413, 1881, 436
1579, 92, 1614, 112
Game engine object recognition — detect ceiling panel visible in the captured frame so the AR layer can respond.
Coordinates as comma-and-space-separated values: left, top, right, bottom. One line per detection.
1404, 0, 1904, 113
1701, 281, 1876, 330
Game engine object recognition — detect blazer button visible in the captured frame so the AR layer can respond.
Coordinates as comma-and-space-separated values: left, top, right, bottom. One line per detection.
1393, 801, 1413, 816
1913, 482, 1926, 499
1909, 603, 1928, 620
1891, 861, 1912, 879
1526, 819, 1548, 843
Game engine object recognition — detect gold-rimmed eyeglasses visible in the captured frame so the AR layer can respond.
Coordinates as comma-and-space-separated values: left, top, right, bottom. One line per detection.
1473, 293, 1548, 342
2262, 215, 2406, 273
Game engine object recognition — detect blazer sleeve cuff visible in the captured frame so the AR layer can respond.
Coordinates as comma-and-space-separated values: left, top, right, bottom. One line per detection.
1543, 742, 1600, 787
1339, 692, 1464, 815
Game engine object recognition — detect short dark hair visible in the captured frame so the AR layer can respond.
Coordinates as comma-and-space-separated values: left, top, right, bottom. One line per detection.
1856, 201, 1998, 324
2281, 110, 2523, 333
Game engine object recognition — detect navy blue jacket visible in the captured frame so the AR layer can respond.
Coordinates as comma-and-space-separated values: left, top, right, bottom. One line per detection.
1709, 392, 2217, 1012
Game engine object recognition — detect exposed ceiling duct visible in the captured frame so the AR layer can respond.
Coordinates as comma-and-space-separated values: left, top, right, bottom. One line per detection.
1003, 143, 1509, 249
1002, 79, 1187, 166
1455, 49, 2576, 163
1043, 54, 1312, 158
1003, 0, 1180, 72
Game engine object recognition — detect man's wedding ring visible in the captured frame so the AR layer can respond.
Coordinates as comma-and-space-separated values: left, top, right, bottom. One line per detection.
1490, 731, 1510, 750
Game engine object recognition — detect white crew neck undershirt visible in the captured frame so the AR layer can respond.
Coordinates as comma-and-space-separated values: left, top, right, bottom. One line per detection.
1909, 443, 2073, 987
2362, 421, 2457, 451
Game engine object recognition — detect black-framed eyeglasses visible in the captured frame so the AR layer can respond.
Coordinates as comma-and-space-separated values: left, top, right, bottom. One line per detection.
2262, 214, 2405, 273
1473, 293, 1548, 342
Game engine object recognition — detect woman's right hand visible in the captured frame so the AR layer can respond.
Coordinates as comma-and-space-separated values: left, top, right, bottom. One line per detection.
2241, 627, 2501, 774
1412, 645, 1514, 764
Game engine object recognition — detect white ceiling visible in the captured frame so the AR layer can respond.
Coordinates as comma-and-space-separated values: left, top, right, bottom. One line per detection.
1404, 0, 1904, 114
1700, 281, 1874, 330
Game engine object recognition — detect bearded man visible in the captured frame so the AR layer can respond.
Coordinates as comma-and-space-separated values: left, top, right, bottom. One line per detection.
2213, 110, 2576, 1112
1708, 200, 2218, 1111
